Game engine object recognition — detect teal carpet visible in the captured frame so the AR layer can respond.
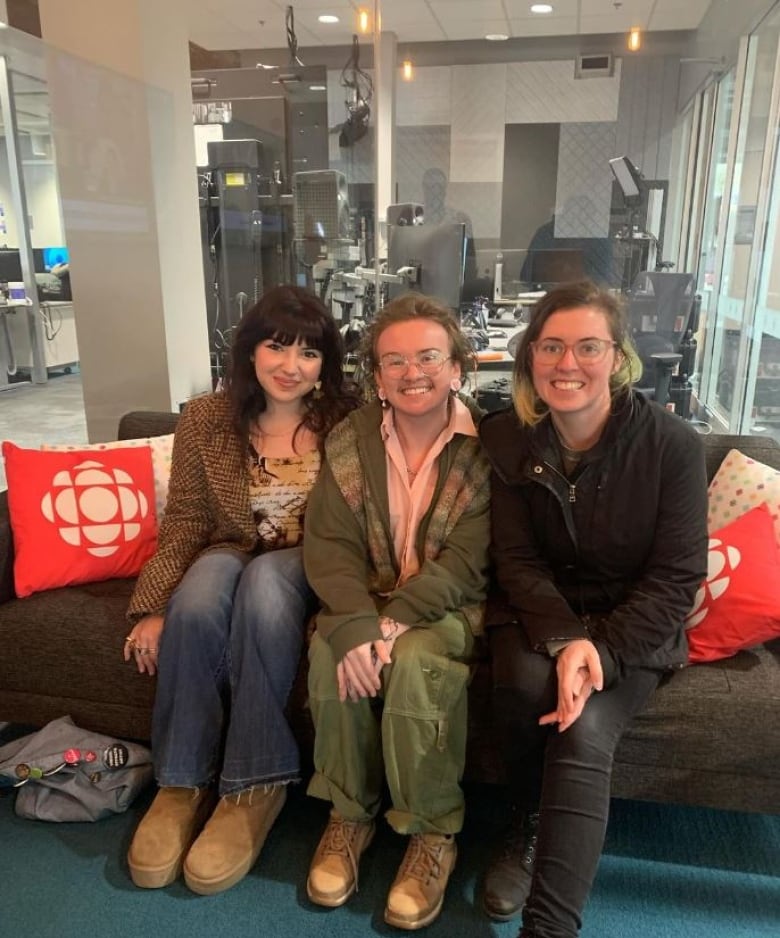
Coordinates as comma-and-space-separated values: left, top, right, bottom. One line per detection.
0, 770, 777, 937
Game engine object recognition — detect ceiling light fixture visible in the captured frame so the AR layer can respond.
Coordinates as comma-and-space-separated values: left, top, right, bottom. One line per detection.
358, 8, 370, 33
530, 3, 553, 13
627, 27, 641, 52
402, 58, 414, 81
318, 14, 339, 24
485, 34, 509, 41
309, 84, 327, 91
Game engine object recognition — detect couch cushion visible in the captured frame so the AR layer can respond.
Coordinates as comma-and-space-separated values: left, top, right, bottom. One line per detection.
0, 578, 156, 720
614, 642, 780, 802
43, 435, 174, 521
685, 504, 780, 662
3, 443, 158, 598
707, 447, 780, 543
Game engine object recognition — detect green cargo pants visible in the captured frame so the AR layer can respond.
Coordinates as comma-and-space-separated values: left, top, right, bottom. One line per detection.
307, 614, 473, 835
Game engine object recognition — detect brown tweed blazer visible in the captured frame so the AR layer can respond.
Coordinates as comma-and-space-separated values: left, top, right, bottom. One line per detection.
126, 393, 258, 625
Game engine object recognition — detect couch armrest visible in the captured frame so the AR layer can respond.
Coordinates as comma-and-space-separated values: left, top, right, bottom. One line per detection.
0, 490, 15, 604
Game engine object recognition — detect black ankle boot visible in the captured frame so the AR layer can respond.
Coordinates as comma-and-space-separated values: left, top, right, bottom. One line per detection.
482, 809, 539, 922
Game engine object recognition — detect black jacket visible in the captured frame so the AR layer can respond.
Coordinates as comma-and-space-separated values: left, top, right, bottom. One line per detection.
479, 391, 708, 687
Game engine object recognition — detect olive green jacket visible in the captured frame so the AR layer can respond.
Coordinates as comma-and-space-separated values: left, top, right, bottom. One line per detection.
303, 399, 491, 662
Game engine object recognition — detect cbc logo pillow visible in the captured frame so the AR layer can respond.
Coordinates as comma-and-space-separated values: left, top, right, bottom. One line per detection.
3, 442, 158, 598
685, 502, 780, 663
685, 537, 741, 629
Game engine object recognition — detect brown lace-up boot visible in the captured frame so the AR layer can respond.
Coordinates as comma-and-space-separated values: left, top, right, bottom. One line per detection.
307, 809, 376, 907
384, 832, 457, 930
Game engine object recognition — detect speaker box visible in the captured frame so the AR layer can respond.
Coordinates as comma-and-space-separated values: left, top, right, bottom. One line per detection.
294, 170, 350, 240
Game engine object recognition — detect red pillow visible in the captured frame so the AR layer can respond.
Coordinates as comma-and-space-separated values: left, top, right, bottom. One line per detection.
686, 503, 780, 663
2, 442, 157, 598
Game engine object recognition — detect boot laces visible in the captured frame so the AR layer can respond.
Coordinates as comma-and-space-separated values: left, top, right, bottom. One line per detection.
501, 812, 539, 869
399, 834, 447, 886
321, 815, 366, 891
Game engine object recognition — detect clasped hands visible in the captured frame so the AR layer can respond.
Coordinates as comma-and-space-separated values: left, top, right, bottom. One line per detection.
539, 638, 603, 733
337, 616, 410, 703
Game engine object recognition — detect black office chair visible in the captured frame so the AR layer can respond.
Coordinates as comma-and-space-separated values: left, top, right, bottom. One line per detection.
628, 271, 700, 418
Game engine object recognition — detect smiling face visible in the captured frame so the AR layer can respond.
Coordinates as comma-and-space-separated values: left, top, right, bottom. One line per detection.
252, 336, 323, 408
375, 318, 460, 421
531, 305, 620, 426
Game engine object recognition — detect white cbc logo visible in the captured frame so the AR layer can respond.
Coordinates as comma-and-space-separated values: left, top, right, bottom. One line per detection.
685, 536, 741, 628
40, 459, 149, 558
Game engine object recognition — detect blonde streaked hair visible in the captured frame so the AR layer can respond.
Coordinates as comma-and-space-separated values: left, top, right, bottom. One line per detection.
512, 280, 641, 426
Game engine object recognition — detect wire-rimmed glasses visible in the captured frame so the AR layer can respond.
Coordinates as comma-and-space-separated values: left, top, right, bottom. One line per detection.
530, 338, 617, 365
378, 349, 452, 378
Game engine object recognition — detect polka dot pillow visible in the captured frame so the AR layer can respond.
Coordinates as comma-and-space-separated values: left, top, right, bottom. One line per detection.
707, 448, 780, 545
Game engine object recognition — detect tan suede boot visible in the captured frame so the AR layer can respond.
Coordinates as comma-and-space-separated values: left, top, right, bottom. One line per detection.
183, 784, 287, 895
127, 786, 217, 889
384, 832, 457, 930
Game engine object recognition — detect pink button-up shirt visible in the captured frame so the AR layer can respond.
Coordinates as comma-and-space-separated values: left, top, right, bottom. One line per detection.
381, 397, 479, 586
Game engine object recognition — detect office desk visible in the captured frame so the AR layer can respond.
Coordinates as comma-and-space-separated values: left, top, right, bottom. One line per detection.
3, 301, 78, 377
1, 299, 34, 391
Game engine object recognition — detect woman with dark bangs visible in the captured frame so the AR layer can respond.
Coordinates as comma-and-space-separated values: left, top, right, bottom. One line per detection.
123, 285, 359, 896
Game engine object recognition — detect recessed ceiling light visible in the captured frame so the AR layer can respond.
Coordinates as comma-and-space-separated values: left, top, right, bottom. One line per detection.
318, 14, 339, 24
309, 84, 327, 91
485, 33, 509, 41
531, 3, 554, 13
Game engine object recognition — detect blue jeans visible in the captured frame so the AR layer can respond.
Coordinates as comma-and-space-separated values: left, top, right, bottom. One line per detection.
152, 548, 315, 795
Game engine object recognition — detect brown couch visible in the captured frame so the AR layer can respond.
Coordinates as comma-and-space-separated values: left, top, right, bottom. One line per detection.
1, 412, 778, 814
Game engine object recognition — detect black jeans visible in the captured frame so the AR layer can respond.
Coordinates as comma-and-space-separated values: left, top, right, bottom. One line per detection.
488, 624, 661, 938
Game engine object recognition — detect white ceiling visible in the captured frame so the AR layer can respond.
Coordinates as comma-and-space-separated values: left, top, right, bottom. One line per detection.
189, 0, 714, 52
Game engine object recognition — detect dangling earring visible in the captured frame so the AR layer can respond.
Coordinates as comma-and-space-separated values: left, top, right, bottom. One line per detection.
377, 388, 389, 409
312, 380, 323, 400
450, 377, 462, 393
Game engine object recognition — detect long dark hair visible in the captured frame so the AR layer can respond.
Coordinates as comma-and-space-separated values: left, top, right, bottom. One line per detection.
223, 284, 359, 444
512, 280, 641, 425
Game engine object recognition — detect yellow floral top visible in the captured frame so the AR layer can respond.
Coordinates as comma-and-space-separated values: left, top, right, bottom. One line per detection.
247, 445, 321, 551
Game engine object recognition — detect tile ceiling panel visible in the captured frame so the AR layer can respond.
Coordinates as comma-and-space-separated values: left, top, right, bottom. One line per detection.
188, 0, 715, 50
510, 16, 580, 38
429, 0, 507, 20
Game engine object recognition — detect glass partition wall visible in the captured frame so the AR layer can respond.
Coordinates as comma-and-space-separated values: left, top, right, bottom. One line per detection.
683, 3, 780, 436
5, 3, 780, 441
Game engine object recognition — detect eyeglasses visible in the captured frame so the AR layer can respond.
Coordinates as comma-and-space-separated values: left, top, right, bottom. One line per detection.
378, 350, 451, 378
531, 338, 617, 365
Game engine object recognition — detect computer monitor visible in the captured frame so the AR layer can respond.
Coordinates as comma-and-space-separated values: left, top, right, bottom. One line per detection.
0, 249, 22, 282
42, 246, 69, 271
387, 222, 466, 311
32, 248, 45, 273
528, 248, 585, 287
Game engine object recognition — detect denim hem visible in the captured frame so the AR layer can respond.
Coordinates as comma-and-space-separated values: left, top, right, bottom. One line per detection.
219, 773, 301, 796
155, 774, 216, 790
